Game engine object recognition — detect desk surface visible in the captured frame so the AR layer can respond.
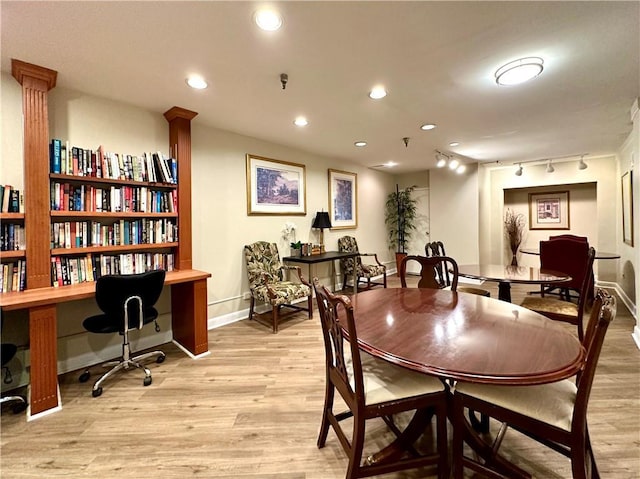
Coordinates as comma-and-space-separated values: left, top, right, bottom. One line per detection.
520, 247, 620, 259
282, 251, 358, 264
351, 288, 584, 385
0, 269, 211, 311
457, 264, 570, 285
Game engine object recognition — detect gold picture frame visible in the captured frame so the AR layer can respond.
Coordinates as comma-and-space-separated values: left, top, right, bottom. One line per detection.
328, 169, 357, 229
622, 170, 634, 246
246, 154, 306, 215
528, 191, 570, 230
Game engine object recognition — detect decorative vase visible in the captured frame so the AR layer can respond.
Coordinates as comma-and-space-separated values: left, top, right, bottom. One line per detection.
291, 248, 301, 258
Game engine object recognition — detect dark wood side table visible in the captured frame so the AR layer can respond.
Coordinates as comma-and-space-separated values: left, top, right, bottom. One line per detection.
282, 251, 359, 293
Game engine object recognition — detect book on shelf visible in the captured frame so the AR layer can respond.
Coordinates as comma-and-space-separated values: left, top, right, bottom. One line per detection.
50, 138, 62, 174
2, 185, 12, 213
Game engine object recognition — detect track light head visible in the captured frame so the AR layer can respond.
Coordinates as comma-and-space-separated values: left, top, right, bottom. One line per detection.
546, 160, 554, 173
515, 164, 523, 176
578, 156, 588, 170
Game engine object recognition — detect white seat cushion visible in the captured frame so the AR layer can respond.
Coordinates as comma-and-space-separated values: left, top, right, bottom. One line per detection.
346, 349, 445, 406
456, 379, 577, 432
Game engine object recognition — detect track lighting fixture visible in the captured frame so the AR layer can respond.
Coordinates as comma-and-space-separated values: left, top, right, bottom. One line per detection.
546, 160, 554, 173
434, 150, 466, 174
515, 164, 523, 176
578, 156, 588, 170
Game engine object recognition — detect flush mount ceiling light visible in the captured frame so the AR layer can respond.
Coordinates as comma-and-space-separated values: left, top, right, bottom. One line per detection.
254, 9, 282, 31
369, 86, 387, 100
186, 76, 208, 90
495, 57, 544, 86
449, 141, 460, 147
420, 123, 436, 131
293, 116, 308, 127
578, 155, 588, 170
515, 163, 523, 176
354, 141, 367, 147
546, 160, 555, 173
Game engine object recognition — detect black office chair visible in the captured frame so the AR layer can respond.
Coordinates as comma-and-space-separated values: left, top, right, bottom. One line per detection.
1, 343, 28, 413
79, 270, 167, 397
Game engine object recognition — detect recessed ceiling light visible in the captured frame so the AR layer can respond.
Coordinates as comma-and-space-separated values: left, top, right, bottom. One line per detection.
420, 124, 436, 131
254, 9, 282, 31
369, 86, 387, 100
384, 161, 397, 168
449, 142, 460, 147
186, 76, 208, 90
354, 141, 367, 147
293, 116, 308, 127
495, 57, 544, 86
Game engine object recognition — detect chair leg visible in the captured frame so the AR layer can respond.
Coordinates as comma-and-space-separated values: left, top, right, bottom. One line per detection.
383, 272, 387, 288
317, 381, 335, 448
248, 296, 255, 321
347, 412, 367, 479
342, 273, 348, 292
307, 294, 313, 318
272, 305, 279, 334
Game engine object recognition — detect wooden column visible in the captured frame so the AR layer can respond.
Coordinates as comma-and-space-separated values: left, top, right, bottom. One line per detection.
164, 106, 197, 271
163, 107, 208, 356
12, 59, 60, 415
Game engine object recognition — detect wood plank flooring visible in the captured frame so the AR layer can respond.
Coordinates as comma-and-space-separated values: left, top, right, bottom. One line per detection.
1, 278, 638, 478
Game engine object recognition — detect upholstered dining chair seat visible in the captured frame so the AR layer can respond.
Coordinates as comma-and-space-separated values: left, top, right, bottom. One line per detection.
252, 282, 311, 306
458, 286, 491, 297
520, 296, 580, 318
455, 379, 577, 432
346, 349, 445, 406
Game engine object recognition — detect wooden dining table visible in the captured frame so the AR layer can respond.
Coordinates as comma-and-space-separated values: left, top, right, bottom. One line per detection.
456, 264, 571, 302
349, 287, 585, 477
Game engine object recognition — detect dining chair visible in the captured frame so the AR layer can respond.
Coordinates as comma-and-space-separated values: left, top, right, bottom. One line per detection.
78, 269, 167, 397
399, 254, 459, 291
452, 288, 616, 479
546, 235, 594, 302
243, 241, 313, 333
312, 279, 448, 479
425, 241, 490, 297
337, 236, 387, 291
521, 246, 595, 340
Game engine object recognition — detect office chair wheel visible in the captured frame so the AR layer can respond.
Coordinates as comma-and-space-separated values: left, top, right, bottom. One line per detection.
12, 400, 27, 414
143, 376, 152, 387
79, 370, 90, 383
156, 355, 165, 364
92, 387, 103, 398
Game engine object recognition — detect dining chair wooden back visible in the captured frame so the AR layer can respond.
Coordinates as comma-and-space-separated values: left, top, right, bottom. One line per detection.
424, 241, 490, 297
521, 246, 595, 340
312, 278, 449, 479
399, 255, 459, 291
452, 288, 616, 479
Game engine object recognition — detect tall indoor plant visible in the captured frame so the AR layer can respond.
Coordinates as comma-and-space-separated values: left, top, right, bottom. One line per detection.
385, 185, 418, 273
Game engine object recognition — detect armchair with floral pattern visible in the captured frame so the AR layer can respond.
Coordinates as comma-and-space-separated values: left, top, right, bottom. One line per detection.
243, 241, 313, 333
337, 236, 387, 291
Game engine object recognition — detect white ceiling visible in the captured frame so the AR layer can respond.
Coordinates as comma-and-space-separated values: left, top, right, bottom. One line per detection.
2, 1, 638, 173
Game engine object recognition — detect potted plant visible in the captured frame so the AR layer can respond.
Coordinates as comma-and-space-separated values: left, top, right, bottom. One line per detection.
504, 208, 526, 265
385, 185, 418, 274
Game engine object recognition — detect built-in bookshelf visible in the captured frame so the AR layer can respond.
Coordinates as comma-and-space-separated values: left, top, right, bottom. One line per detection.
0, 211, 27, 292
48, 141, 181, 286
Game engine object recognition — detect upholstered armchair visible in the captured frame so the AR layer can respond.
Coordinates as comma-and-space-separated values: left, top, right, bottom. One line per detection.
243, 241, 313, 333
337, 236, 387, 291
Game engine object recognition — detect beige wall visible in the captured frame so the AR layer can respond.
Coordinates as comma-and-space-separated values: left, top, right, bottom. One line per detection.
1, 73, 396, 383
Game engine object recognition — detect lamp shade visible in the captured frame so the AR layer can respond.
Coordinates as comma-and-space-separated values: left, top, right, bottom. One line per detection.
312, 211, 332, 229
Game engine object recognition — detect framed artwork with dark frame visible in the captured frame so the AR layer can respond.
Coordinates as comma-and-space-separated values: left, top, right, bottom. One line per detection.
622, 170, 634, 246
246, 154, 306, 215
328, 169, 357, 229
528, 191, 570, 230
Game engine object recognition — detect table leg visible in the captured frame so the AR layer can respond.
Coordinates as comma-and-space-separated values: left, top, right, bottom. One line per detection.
498, 282, 511, 302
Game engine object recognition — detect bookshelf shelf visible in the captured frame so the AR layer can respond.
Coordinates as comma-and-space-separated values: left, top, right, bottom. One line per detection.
0, 213, 25, 220
0, 250, 26, 260
51, 242, 178, 256
51, 211, 178, 219
50, 173, 177, 189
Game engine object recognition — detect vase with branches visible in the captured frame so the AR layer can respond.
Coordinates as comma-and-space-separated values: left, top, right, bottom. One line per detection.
504, 209, 526, 266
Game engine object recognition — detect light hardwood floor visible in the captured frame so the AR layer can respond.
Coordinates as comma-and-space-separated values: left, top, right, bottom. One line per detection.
1, 278, 638, 478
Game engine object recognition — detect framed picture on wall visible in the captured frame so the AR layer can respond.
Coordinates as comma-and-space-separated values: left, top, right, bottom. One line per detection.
246, 154, 306, 215
622, 170, 634, 246
328, 169, 357, 229
528, 191, 570, 230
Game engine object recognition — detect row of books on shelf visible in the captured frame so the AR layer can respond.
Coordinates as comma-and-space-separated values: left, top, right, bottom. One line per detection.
50, 182, 177, 213
1, 223, 26, 252
0, 185, 23, 213
50, 139, 177, 184
51, 219, 178, 249
0, 260, 26, 293
50, 252, 174, 287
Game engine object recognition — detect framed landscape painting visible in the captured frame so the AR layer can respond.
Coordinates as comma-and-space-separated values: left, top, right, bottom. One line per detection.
328, 169, 357, 229
528, 191, 570, 230
246, 154, 306, 215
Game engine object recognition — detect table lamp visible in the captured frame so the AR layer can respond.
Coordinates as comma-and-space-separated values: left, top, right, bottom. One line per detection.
312, 211, 332, 252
